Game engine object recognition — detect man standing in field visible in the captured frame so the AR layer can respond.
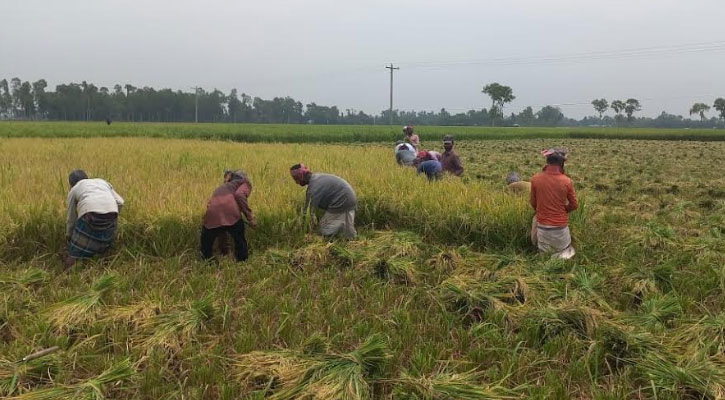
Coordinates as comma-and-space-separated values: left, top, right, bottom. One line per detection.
201, 170, 256, 262
530, 148, 578, 259
440, 135, 464, 176
64, 170, 124, 268
290, 164, 357, 239
395, 140, 416, 166
403, 126, 420, 151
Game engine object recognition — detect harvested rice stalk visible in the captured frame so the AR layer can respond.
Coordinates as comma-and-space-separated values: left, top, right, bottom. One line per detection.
44, 274, 117, 330
392, 369, 522, 400
674, 313, 725, 355
368, 231, 422, 258
329, 244, 360, 268
373, 258, 418, 285
630, 294, 683, 331
290, 242, 332, 270
426, 248, 463, 271
139, 298, 215, 352
636, 352, 725, 400
0, 269, 46, 288
0, 356, 60, 396
236, 334, 389, 400
518, 304, 601, 344
101, 301, 160, 328
595, 321, 659, 369
440, 275, 527, 321
11, 358, 135, 399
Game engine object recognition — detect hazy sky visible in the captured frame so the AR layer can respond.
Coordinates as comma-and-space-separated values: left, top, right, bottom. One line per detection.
2, 0, 724, 118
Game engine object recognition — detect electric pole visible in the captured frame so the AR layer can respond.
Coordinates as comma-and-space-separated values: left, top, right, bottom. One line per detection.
385, 63, 399, 126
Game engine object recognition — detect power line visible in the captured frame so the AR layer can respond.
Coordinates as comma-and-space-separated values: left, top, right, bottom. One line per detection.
397, 40, 725, 70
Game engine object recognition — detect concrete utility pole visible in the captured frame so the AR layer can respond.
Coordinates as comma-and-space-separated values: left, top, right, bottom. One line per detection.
385, 63, 399, 126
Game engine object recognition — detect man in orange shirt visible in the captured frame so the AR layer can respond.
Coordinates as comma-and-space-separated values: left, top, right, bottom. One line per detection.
530, 148, 578, 259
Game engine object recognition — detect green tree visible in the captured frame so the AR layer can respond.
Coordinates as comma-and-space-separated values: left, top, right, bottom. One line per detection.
0, 79, 10, 118
227, 89, 242, 123
689, 103, 711, 122
32, 79, 48, 118
591, 98, 608, 120
624, 98, 641, 121
516, 106, 535, 126
714, 98, 725, 121
536, 106, 564, 126
17, 81, 35, 118
482, 83, 515, 126
10, 77, 22, 117
610, 100, 625, 116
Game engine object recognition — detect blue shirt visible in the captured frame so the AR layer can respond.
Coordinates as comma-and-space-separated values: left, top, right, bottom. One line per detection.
417, 160, 442, 179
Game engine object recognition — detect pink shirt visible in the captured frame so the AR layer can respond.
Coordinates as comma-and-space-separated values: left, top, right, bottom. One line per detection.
203, 180, 254, 229
408, 134, 420, 150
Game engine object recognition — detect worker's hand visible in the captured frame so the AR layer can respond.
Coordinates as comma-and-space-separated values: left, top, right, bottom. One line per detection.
248, 219, 258, 229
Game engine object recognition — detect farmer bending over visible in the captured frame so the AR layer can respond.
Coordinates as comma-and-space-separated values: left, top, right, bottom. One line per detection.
440, 135, 464, 176
506, 171, 531, 194
395, 140, 416, 166
290, 164, 357, 239
417, 159, 443, 181
530, 148, 578, 259
415, 150, 442, 165
201, 170, 256, 262
64, 170, 124, 268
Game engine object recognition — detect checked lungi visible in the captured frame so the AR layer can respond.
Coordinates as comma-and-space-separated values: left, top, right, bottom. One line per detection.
68, 212, 119, 259
531, 217, 576, 260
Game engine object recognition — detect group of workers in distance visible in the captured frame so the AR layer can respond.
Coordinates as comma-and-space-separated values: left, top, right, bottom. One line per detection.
61, 129, 577, 268
395, 126, 464, 179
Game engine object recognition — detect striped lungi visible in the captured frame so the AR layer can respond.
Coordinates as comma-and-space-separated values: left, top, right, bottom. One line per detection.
68, 212, 118, 259
531, 217, 575, 260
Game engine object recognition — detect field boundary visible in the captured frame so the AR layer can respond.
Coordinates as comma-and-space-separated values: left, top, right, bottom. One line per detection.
1, 121, 725, 142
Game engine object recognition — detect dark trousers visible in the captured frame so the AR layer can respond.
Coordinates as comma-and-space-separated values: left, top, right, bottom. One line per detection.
200, 220, 248, 261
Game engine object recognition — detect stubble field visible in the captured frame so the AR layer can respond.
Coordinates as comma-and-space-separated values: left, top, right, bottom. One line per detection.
1, 132, 724, 399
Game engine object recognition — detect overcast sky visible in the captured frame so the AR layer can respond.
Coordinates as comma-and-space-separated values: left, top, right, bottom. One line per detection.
2, 0, 724, 118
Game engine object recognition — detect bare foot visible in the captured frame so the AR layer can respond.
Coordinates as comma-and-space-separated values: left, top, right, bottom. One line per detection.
63, 255, 77, 269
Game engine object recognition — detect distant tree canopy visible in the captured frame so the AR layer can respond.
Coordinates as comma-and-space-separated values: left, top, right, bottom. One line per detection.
591, 99, 608, 119
715, 98, 725, 121
481, 83, 515, 126
690, 103, 711, 122
0, 77, 723, 128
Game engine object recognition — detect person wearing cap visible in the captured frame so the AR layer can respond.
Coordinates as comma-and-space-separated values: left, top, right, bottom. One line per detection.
417, 159, 443, 181
395, 140, 416, 166
440, 135, 464, 176
403, 126, 420, 151
64, 169, 124, 268
290, 164, 357, 238
200, 170, 256, 262
530, 148, 578, 259
506, 171, 531, 194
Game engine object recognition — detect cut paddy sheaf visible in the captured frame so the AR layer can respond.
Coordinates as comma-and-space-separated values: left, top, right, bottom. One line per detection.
1, 137, 725, 397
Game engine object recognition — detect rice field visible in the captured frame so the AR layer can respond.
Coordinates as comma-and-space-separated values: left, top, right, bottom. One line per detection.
1, 132, 724, 399
1, 121, 725, 143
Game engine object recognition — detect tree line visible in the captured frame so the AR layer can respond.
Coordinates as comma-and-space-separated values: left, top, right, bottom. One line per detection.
1, 77, 723, 128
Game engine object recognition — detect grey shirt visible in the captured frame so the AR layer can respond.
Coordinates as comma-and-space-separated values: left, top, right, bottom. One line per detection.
396, 149, 416, 166
306, 173, 357, 213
